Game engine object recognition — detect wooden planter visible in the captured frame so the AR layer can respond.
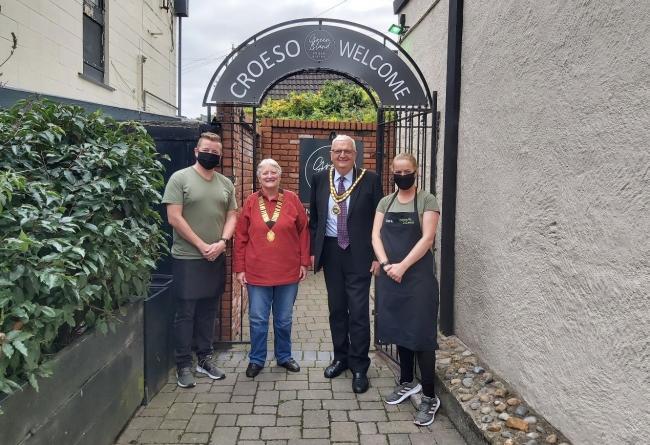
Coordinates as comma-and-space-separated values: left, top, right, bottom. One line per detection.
0, 300, 144, 445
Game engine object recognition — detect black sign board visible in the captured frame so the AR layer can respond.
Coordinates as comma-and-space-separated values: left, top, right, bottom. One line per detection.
205, 20, 430, 107
299, 139, 364, 203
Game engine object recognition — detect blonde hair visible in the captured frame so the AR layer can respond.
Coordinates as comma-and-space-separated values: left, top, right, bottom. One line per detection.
257, 158, 282, 177
393, 152, 418, 171
198, 131, 221, 145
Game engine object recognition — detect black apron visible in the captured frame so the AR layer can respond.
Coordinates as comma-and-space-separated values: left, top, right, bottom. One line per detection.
376, 191, 439, 351
172, 256, 226, 300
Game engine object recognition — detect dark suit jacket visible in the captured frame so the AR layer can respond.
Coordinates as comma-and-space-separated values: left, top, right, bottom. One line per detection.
309, 167, 383, 272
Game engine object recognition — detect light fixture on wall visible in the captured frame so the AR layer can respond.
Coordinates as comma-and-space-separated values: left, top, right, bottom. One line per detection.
388, 14, 409, 36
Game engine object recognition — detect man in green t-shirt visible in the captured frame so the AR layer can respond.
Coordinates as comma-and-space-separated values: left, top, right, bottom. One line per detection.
162, 131, 238, 388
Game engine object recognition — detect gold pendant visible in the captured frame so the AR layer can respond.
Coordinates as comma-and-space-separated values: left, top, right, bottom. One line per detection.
266, 230, 275, 242
332, 203, 340, 215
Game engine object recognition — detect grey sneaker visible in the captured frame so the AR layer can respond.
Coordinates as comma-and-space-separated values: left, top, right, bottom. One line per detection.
414, 395, 440, 426
196, 355, 226, 380
384, 380, 422, 405
176, 366, 196, 388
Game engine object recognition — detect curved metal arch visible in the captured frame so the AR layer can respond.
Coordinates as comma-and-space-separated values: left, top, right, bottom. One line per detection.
203, 17, 433, 108
257, 68, 380, 109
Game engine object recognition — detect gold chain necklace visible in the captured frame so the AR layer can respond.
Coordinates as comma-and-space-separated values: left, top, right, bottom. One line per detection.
258, 191, 284, 242
329, 167, 366, 215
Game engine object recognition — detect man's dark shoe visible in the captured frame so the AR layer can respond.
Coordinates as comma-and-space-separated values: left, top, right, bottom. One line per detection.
245, 362, 263, 378
279, 358, 300, 372
176, 366, 196, 388
352, 371, 369, 393
324, 360, 348, 378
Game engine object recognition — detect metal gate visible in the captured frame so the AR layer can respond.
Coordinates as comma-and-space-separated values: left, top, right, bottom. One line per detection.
208, 107, 257, 344
374, 101, 439, 364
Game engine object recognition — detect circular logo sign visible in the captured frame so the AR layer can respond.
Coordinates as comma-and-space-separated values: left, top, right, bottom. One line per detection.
305, 30, 336, 62
304, 145, 332, 188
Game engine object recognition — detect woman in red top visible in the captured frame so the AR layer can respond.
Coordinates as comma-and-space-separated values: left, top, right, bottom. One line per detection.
235, 158, 311, 378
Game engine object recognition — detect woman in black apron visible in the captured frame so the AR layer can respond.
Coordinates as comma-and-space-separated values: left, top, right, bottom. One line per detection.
372, 153, 441, 427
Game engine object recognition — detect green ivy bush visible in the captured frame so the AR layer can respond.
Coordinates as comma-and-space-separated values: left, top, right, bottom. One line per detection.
257, 80, 377, 122
0, 100, 167, 395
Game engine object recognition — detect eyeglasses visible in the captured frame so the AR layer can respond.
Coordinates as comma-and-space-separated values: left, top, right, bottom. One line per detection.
331, 149, 355, 157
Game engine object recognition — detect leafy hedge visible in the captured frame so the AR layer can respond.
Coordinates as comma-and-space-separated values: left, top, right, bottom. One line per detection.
0, 100, 166, 395
257, 80, 377, 122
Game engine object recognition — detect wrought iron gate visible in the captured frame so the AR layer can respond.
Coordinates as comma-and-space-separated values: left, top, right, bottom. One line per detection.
374, 100, 439, 364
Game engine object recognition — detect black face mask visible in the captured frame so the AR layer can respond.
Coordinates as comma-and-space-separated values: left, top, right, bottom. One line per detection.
197, 151, 221, 170
393, 172, 416, 190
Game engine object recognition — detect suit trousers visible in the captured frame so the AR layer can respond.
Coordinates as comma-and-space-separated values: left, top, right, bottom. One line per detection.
322, 237, 371, 373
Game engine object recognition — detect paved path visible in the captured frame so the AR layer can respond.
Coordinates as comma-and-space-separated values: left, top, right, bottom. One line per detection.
116, 273, 467, 445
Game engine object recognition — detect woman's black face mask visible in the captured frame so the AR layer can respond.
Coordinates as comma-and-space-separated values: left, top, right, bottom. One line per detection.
197, 151, 221, 169
393, 172, 416, 190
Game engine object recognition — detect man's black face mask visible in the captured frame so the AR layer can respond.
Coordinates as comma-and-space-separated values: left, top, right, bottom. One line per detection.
197, 151, 221, 170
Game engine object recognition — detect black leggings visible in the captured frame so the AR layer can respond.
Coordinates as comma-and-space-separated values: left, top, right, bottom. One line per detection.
398, 345, 436, 397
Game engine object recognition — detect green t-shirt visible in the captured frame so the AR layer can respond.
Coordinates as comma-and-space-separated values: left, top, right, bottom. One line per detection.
162, 167, 237, 259
376, 190, 440, 222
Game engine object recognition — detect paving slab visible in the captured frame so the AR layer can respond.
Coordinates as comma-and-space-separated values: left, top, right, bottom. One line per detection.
116, 273, 467, 445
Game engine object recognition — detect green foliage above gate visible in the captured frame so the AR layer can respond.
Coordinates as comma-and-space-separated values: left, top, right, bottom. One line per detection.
0, 100, 167, 395
257, 80, 376, 122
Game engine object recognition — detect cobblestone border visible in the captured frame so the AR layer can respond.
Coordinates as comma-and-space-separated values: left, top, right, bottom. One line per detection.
410, 335, 573, 445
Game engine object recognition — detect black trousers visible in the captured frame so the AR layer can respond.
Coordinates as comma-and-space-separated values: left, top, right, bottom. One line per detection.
174, 296, 219, 368
398, 345, 436, 397
322, 237, 372, 373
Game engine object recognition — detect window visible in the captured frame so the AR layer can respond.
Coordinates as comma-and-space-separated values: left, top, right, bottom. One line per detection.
83, 0, 105, 83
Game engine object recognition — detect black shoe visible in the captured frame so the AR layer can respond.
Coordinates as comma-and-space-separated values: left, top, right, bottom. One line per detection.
352, 371, 369, 393
245, 362, 263, 378
324, 360, 348, 378
279, 358, 300, 372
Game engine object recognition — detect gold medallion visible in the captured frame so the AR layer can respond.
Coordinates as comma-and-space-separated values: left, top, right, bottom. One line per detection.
332, 203, 341, 215
259, 191, 283, 242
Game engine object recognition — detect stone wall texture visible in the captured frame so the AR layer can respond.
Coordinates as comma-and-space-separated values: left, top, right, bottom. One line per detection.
402, 1, 650, 443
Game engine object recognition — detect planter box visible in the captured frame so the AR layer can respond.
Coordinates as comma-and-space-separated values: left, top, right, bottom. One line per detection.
0, 300, 144, 445
144, 275, 175, 403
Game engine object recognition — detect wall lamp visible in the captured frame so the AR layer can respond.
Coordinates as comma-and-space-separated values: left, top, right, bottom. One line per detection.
388, 13, 409, 36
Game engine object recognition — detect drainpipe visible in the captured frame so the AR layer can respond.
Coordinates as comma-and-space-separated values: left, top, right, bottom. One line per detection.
439, 0, 463, 336
177, 16, 182, 117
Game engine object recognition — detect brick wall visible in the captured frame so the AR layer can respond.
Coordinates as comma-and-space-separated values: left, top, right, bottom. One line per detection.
257, 119, 381, 200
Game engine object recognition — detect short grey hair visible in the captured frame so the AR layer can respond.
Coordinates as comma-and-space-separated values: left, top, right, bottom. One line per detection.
256, 158, 282, 177
331, 134, 356, 152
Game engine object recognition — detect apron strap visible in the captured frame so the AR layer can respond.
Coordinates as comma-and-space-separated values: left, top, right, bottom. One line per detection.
386, 190, 422, 233
385, 191, 399, 213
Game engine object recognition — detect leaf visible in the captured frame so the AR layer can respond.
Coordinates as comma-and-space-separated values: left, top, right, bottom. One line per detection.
28, 373, 39, 391
13, 340, 28, 357
2, 342, 14, 359
63, 170, 76, 184
40, 306, 56, 317
71, 247, 86, 258
103, 225, 114, 236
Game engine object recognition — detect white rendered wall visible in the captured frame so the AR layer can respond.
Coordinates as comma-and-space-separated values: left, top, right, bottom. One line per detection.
402, 1, 649, 443
0, 0, 177, 116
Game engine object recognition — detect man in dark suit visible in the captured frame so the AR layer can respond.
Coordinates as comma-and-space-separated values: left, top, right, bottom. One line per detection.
309, 134, 383, 393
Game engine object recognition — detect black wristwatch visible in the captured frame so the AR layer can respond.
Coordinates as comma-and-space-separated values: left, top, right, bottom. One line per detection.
380, 261, 390, 268
220, 237, 230, 246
